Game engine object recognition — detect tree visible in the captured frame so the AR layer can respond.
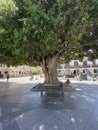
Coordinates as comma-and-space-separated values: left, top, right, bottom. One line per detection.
0, 0, 98, 83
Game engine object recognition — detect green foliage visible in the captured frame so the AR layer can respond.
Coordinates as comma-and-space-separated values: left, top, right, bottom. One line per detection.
29, 66, 42, 74
0, 0, 98, 66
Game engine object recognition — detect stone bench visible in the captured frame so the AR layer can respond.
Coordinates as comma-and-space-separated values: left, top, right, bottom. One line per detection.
41, 83, 64, 96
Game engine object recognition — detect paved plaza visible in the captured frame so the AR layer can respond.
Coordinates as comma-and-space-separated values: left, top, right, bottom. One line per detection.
0, 77, 98, 130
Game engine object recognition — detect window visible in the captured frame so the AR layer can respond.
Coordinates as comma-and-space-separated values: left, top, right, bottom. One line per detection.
94, 69, 97, 73
74, 61, 78, 66
83, 70, 85, 73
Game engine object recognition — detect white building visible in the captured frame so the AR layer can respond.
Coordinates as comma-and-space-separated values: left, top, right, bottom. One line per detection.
58, 59, 98, 77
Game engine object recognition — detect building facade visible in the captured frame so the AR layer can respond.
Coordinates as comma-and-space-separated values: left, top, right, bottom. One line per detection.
0, 59, 98, 79
0, 64, 30, 78
58, 59, 98, 77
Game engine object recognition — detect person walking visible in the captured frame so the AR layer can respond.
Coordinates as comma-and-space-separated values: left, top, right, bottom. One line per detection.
6, 74, 10, 82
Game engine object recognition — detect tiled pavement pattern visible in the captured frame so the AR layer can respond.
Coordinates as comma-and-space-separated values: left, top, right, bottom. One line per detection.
0, 77, 98, 130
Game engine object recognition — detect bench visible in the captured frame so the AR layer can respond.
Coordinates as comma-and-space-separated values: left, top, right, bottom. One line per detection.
41, 83, 64, 96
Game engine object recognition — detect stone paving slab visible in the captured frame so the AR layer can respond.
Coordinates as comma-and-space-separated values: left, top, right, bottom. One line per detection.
0, 123, 3, 130
0, 77, 98, 130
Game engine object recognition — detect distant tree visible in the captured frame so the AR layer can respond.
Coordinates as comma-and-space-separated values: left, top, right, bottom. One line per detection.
29, 66, 42, 75
0, 0, 98, 83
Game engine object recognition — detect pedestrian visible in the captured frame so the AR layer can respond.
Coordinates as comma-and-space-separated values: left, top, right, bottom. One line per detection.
78, 73, 82, 81
92, 74, 96, 81
6, 74, 10, 82
29, 75, 34, 80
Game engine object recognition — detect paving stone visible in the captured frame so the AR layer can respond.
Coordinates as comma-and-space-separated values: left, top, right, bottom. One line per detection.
85, 115, 98, 130
0, 123, 3, 130
0, 78, 98, 130
0, 107, 1, 117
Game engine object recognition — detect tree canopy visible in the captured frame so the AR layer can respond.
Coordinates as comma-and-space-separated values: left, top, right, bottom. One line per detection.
0, 0, 98, 64
0, 0, 98, 82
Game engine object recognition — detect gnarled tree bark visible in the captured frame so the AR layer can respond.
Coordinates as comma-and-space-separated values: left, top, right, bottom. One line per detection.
41, 55, 59, 83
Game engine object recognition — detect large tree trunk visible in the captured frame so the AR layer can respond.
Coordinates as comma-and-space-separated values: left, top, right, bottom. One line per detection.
41, 55, 59, 83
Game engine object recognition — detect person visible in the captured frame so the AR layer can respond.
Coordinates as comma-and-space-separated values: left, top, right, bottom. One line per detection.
29, 75, 34, 80
92, 74, 96, 81
6, 74, 10, 82
78, 73, 82, 81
